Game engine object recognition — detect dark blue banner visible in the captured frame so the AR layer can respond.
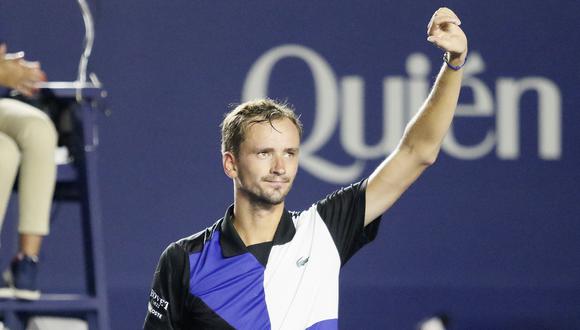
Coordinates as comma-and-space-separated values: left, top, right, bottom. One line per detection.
1, 1, 579, 328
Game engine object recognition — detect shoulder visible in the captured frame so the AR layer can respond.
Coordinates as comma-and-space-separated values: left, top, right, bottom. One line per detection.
165, 219, 223, 258
316, 179, 368, 208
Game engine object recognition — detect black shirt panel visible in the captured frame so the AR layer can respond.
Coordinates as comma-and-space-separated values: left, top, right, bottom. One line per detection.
144, 226, 235, 329
185, 295, 235, 329
246, 241, 273, 267
219, 206, 248, 258
316, 179, 381, 265
144, 242, 190, 329
219, 204, 297, 259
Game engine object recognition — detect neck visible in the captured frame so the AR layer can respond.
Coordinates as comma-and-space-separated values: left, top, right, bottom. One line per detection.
232, 194, 284, 246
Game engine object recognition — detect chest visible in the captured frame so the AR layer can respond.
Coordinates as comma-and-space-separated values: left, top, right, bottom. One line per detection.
186, 217, 341, 329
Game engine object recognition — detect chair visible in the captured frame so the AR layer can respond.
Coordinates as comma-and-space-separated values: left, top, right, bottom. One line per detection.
0, 84, 110, 330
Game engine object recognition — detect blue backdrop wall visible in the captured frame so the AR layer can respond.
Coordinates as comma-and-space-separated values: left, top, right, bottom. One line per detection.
1, 1, 579, 329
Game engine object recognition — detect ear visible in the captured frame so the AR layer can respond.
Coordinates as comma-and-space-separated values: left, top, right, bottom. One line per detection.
223, 151, 238, 179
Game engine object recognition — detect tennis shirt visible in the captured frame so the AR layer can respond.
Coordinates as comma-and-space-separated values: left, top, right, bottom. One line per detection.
144, 179, 381, 329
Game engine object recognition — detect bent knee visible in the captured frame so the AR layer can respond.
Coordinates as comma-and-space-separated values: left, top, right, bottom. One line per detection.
0, 98, 24, 110
17, 115, 58, 150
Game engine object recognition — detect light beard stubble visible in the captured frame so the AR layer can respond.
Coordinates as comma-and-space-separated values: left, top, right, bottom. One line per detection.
239, 177, 293, 207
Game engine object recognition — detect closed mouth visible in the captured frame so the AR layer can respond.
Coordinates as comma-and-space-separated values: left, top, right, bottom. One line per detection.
263, 177, 289, 184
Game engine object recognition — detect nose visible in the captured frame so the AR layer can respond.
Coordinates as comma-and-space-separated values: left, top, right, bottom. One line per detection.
271, 155, 286, 175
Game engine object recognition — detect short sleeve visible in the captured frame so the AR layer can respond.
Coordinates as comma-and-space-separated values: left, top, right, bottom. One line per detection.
316, 179, 381, 265
143, 243, 189, 329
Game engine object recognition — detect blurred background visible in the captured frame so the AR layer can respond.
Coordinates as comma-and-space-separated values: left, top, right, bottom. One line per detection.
1, 0, 579, 329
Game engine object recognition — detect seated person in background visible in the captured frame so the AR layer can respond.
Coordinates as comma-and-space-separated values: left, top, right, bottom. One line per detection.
0, 42, 57, 300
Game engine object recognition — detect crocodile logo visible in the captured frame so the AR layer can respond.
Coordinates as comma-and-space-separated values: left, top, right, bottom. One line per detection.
296, 256, 310, 267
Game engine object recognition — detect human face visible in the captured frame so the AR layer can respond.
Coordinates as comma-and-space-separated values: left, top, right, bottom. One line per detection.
231, 118, 300, 206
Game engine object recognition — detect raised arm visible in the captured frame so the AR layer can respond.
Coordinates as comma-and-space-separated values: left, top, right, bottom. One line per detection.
364, 7, 468, 225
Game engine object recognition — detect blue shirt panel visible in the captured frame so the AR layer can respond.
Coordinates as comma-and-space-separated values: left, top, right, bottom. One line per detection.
306, 318, 338, 329
188, 230, 271, 329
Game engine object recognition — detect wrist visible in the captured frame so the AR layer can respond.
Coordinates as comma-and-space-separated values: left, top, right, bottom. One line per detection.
443, 51, 467, 71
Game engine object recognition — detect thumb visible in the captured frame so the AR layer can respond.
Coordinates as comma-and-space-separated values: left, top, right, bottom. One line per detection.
0, 44, 6, 57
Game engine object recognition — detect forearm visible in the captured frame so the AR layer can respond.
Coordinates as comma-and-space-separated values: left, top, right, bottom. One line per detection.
399, 61, 463, 164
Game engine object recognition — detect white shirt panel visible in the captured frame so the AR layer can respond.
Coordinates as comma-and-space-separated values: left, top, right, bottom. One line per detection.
264, 204, 341, 329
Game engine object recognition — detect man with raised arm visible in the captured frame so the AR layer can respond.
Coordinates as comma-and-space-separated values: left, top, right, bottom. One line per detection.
144, 7, 467, 329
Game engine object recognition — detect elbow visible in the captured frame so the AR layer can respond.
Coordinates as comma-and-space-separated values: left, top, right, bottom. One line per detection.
422, 151, 439, 166
400, 143, 439, 167
419, 146, 441, 166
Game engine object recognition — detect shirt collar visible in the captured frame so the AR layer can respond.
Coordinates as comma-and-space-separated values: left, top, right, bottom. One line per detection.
220, 204, 296, 258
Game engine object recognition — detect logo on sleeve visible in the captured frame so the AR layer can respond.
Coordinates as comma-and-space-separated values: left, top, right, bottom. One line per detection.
148, 303, 164, 320
148, 289, 170, 320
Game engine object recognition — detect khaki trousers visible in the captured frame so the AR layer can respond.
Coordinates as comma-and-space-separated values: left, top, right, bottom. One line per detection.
0, 98, 56, 236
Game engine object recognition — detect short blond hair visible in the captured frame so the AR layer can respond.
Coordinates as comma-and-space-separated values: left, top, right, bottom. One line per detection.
220, 99, 303, 155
